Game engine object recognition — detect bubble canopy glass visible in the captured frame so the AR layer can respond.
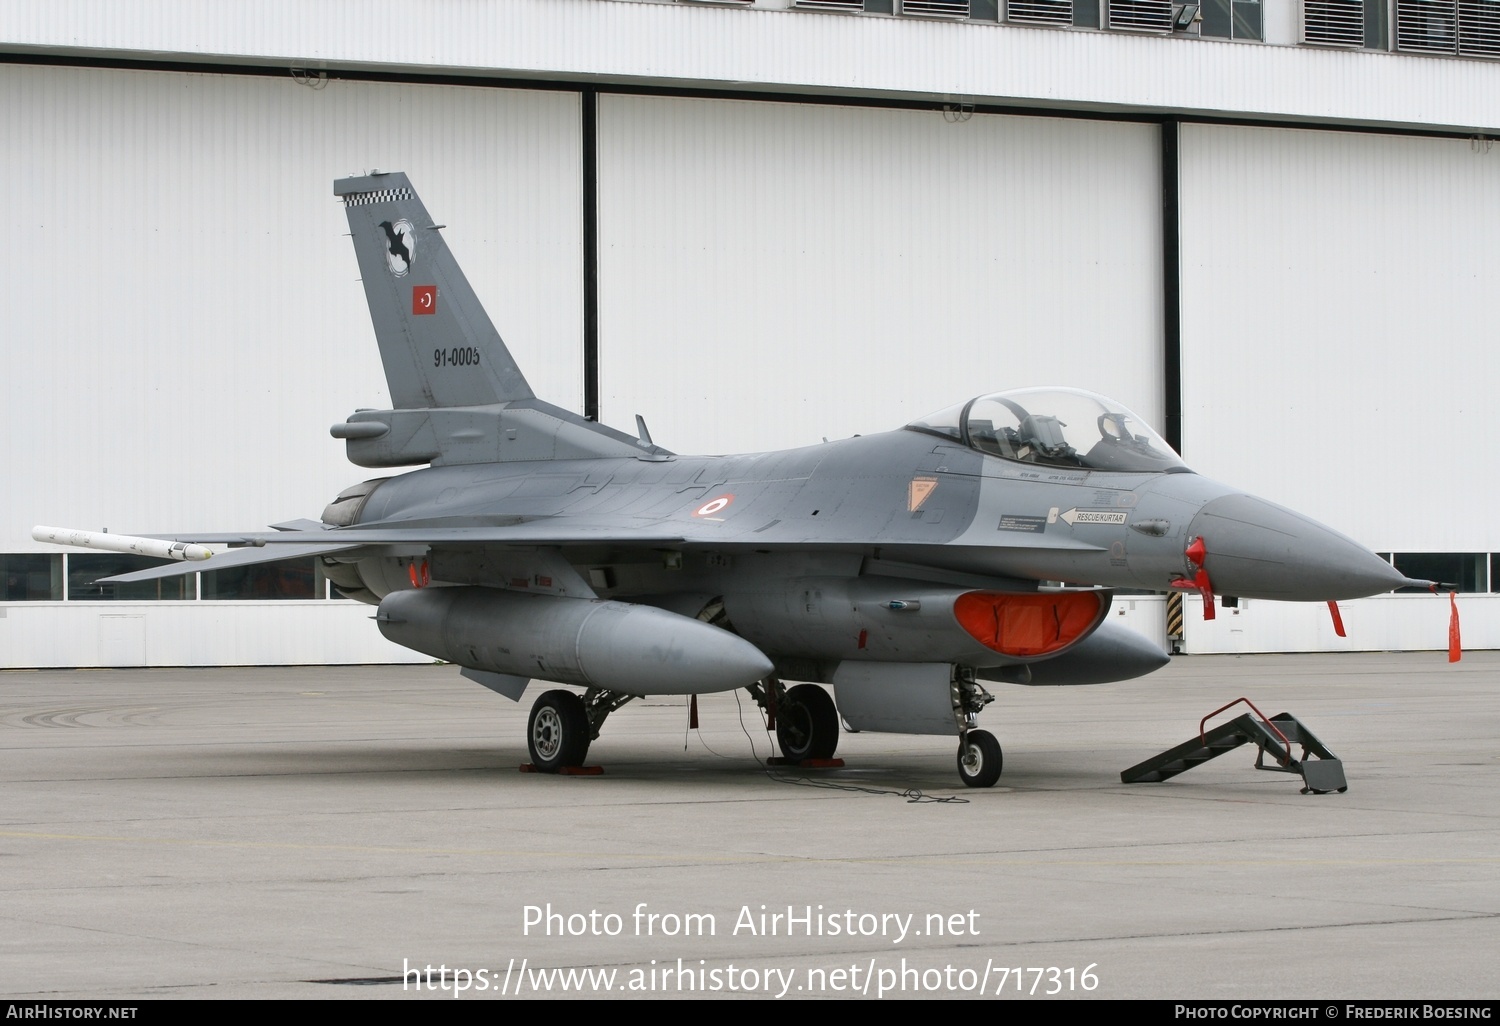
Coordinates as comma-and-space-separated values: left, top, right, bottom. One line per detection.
907, 387, 1188, 473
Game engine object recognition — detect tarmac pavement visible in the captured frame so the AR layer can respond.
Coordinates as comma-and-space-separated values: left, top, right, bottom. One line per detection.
0, 651, 1496, 1000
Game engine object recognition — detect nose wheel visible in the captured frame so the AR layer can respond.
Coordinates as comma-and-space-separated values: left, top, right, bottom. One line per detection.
957, 729, 1002, 788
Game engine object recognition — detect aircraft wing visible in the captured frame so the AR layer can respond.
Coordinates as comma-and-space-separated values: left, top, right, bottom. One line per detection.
160, 524, 691, 547
96, 512, 1100, 585
100, 540, 369, 584
95, 522, 689, 585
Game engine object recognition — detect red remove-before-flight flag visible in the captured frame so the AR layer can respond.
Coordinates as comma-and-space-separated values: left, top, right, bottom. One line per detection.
1449, 591, 1462, 662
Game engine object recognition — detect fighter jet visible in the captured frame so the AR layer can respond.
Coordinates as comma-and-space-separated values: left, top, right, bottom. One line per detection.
34, 172, 1425, 788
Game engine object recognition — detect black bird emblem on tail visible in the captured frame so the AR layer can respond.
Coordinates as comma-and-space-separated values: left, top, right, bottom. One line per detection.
378, 219, 415, 277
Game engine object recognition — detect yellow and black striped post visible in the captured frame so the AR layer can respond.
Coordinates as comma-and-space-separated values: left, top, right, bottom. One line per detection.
1166, 591, 1185, 647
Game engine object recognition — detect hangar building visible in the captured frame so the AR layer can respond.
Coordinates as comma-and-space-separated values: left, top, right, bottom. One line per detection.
1, 0, 1495, 666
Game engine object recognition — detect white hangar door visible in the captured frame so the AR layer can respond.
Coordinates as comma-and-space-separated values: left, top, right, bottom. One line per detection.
595, 95, 1165, 457
1178, 124, 1500, 653
0, 64, 584, 666
3, 63, 584, 539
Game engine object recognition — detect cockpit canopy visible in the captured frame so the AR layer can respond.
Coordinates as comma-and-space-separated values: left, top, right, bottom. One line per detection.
908, 387, 1188, 473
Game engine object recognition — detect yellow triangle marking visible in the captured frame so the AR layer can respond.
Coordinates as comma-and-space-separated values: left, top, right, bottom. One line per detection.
908, 476, 938, 512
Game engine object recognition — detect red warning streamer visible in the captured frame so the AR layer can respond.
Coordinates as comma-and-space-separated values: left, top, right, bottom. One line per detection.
1327, 601, 1346, 638
1449, 591, 1462, 663
1431, 584, 1462, 663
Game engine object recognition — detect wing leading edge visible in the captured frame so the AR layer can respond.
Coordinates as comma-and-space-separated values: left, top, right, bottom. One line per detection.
95, 515, 1103, 585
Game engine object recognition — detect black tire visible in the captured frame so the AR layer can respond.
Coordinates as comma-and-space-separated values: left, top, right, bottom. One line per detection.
957, 729, 1002, 788
527, 689, 590, 772
776, 684, 839, 761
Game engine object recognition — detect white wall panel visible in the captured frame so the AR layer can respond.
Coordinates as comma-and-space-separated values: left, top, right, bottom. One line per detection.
2, 64, 582, 551
598, 95, 1162, 455
0, 603, 428, 667
1180, 594, 1496, 653
1180, 124, 1500, 552
1109, 595, 1170, 654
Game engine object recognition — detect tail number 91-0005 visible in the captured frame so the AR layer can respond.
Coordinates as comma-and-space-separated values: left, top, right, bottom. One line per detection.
435, 347, 482, 368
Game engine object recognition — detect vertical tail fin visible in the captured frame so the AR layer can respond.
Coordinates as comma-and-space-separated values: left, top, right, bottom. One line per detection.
335, 172, 533, 409
332, 172, 663, 468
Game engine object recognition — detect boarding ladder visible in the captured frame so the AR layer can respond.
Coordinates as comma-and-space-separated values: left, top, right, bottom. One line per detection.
1120, 698, 1347, 794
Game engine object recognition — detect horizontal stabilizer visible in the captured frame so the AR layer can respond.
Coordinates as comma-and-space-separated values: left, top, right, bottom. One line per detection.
269, 518, 330, 533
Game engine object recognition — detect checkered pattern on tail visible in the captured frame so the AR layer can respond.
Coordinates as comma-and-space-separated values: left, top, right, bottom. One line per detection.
343, 187, 414, 207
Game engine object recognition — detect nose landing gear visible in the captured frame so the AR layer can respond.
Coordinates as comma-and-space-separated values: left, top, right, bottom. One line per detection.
957, 729, 1003, 788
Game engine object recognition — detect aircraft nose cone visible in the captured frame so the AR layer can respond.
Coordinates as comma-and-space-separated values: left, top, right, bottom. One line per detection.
1189, 493, 1411, 601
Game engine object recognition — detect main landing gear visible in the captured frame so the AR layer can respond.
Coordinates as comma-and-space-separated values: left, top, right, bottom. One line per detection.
526, 690, 590, 772
524, 687, 634, 773
523, 669, 1005, 789
745, 677, 840, 762
776, 683, 840, 761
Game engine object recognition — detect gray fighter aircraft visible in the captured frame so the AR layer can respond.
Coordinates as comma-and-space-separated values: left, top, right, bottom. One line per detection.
38, 172, 1425, 787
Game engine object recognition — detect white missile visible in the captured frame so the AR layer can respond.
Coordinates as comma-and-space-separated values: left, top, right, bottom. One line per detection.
31, 526, 213, 562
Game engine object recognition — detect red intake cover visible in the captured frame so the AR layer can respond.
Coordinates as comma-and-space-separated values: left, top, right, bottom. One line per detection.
954, 591, 1104, 657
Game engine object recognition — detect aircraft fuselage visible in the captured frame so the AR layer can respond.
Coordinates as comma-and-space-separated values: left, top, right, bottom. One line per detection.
340, 425, 1403, 607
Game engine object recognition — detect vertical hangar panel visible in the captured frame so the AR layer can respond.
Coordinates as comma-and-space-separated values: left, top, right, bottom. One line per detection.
1179, 124, 1500, 552
596, 95, 1162, 456
2, 64, 581, 547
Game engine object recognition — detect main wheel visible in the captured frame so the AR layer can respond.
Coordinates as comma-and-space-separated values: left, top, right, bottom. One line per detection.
776, 684, 839, 761
957, 729, 1002, 788
527, 689, 590, 772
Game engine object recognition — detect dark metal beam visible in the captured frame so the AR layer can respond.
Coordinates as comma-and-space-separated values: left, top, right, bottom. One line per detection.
582, 87, 600, 423
1160, 118, 1183, 458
